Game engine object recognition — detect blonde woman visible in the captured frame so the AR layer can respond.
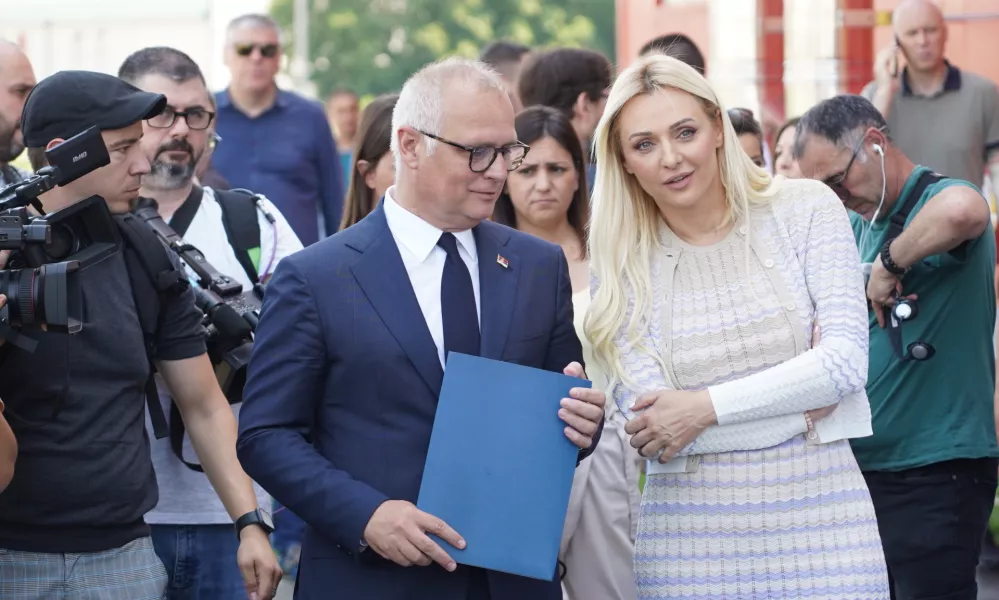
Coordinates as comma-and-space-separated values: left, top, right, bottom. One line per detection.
584, 55, 889, 598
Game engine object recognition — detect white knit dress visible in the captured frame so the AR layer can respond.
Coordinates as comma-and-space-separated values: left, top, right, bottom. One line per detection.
607, 179, 889, 599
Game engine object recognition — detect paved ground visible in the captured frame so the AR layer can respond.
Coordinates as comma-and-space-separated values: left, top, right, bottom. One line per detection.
275, 577, 295, 600
981, 565, 999, 599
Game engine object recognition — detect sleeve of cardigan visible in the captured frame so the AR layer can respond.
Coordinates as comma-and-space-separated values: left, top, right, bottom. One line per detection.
676, 414, 810, 456
707, 182, 870, 426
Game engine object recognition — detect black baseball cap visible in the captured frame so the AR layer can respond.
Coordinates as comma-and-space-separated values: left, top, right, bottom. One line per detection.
21, 70, 167, 148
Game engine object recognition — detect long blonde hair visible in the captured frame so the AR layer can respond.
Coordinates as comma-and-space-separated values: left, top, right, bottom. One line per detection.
584, 54, 778, 390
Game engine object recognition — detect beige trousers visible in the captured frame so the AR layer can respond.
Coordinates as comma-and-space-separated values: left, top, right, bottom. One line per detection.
559, 409, 641, 600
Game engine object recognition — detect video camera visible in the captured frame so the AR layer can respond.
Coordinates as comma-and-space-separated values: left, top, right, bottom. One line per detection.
131, 198, 262, 403
0, 126, 121, 351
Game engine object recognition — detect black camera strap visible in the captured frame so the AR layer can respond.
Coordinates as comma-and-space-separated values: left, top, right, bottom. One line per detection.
115, 212, 190, 442
883, 169, 944, 359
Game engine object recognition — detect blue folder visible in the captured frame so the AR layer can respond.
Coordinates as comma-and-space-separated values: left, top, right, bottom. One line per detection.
416, 352, 590, 580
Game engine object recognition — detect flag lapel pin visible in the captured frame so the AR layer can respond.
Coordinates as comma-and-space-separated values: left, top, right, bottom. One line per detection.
496, 254, 509, 268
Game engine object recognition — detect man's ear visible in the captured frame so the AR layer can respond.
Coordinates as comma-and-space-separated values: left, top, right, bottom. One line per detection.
573, 92, 590, 123
44, 138, 65, 152
396, 127, 421, 169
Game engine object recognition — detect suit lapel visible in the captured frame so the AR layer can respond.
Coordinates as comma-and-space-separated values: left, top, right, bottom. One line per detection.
348, 206, 443, 397
475, 222, 520, 361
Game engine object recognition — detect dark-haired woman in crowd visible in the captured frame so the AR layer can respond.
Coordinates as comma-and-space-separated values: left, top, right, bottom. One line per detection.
729, 107, 765, 168
773, 116, 802, 178
339, 93, 399, 230
493, 105, 639, 600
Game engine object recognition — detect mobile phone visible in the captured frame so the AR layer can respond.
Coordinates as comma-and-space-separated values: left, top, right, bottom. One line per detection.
890, 35, 910, 78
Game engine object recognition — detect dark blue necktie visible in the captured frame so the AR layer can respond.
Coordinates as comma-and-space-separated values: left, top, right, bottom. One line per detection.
437, 232, 480, 360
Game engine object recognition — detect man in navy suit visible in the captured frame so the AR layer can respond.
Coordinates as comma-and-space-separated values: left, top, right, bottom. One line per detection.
237, 57, 606, 600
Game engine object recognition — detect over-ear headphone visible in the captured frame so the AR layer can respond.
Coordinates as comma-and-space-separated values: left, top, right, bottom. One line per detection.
873, 143, 884, 156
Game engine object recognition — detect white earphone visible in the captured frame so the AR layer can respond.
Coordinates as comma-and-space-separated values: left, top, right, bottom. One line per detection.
858, 140, 888, 257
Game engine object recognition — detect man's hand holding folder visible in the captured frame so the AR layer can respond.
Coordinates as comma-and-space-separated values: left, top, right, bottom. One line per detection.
363, 500, 467, 572
364, 359, 605, 574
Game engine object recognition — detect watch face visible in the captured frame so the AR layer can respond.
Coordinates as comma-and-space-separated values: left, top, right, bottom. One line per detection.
259, 508, 274, 530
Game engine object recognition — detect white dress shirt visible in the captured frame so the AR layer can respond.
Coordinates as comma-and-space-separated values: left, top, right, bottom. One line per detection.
383, 186, 481, 368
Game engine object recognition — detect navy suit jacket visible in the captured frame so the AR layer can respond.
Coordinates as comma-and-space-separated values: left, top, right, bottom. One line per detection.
237, 204, 597, 600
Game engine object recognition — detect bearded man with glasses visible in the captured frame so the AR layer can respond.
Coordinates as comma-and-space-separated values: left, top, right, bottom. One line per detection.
212, 13, 345, 248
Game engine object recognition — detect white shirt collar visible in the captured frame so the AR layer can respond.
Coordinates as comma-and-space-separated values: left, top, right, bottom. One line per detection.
383, 186, 478, 264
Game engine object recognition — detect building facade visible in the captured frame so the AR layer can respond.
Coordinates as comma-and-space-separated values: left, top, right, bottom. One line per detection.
617, 0, 999, 127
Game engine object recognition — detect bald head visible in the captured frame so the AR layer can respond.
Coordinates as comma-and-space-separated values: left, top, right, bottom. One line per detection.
892, 0, 947, 73
0, 40, 35, 164
892, 0, 943, 30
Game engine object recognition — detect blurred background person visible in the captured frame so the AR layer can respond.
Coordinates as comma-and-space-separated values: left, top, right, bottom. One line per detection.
0, 40, 35, 187
340, 93, 398, 230
518, 48, 613, 186
493, 104, 639, 600
862, 0, 999, 201
327, 88, 360, 188
637, 33, 706, 75
773, 117, 802, 178
479, 40, 531, 112
213, 13, 344, 246
728, 107, 765, 168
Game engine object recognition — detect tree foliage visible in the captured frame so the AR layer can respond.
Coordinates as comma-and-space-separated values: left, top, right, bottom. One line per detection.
270, 0, 614, 100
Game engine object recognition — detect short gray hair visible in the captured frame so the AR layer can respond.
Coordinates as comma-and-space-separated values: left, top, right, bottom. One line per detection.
390, 57, 507, 171
792, 94, 890, 160
226, 14, 283, 45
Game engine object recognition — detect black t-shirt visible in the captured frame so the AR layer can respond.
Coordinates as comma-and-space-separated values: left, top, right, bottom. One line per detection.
0, 250, 206, 553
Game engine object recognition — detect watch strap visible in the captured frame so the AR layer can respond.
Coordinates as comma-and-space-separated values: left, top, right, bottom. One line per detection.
235, 509, 274, 540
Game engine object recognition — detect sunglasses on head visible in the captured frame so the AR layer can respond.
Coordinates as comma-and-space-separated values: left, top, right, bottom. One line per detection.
234, 43, 279, 58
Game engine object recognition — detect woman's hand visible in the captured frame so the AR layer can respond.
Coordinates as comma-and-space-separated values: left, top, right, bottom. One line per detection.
624, 389, 717, 463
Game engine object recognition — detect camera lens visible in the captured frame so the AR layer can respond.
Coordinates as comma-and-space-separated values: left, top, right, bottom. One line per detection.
0, 261, 82, 332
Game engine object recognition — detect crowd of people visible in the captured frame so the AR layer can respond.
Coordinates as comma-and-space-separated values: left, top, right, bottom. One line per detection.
0, 0, 997, 598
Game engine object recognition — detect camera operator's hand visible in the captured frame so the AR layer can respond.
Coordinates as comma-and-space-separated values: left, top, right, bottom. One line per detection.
0, 397, 15, 493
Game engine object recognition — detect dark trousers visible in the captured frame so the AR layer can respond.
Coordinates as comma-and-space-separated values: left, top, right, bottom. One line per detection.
864, 458, 998, 600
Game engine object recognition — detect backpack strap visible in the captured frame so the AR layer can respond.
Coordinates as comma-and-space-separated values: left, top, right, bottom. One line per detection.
114, 212, 190, 444
167, 184, 205, 238
213, 188, 262, 285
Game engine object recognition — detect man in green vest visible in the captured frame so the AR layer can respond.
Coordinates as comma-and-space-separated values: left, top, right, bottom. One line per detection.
795, 93, 998, 600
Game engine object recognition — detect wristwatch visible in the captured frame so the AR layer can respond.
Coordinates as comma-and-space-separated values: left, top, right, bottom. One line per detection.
234, 508, 275, 541
880, 238, 908, 276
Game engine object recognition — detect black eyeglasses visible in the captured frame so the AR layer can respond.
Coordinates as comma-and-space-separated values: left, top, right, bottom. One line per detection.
418, 130, 530, 173
234, 43, 279, 58
147, 108, 216, 131
824, 128, 884, 200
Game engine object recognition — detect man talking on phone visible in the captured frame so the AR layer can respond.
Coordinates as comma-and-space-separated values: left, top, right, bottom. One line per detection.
862, 0, 999, 201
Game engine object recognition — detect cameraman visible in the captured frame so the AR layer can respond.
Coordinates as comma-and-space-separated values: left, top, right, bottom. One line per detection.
0, 71, 281, 599
118, 47, 302, 599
